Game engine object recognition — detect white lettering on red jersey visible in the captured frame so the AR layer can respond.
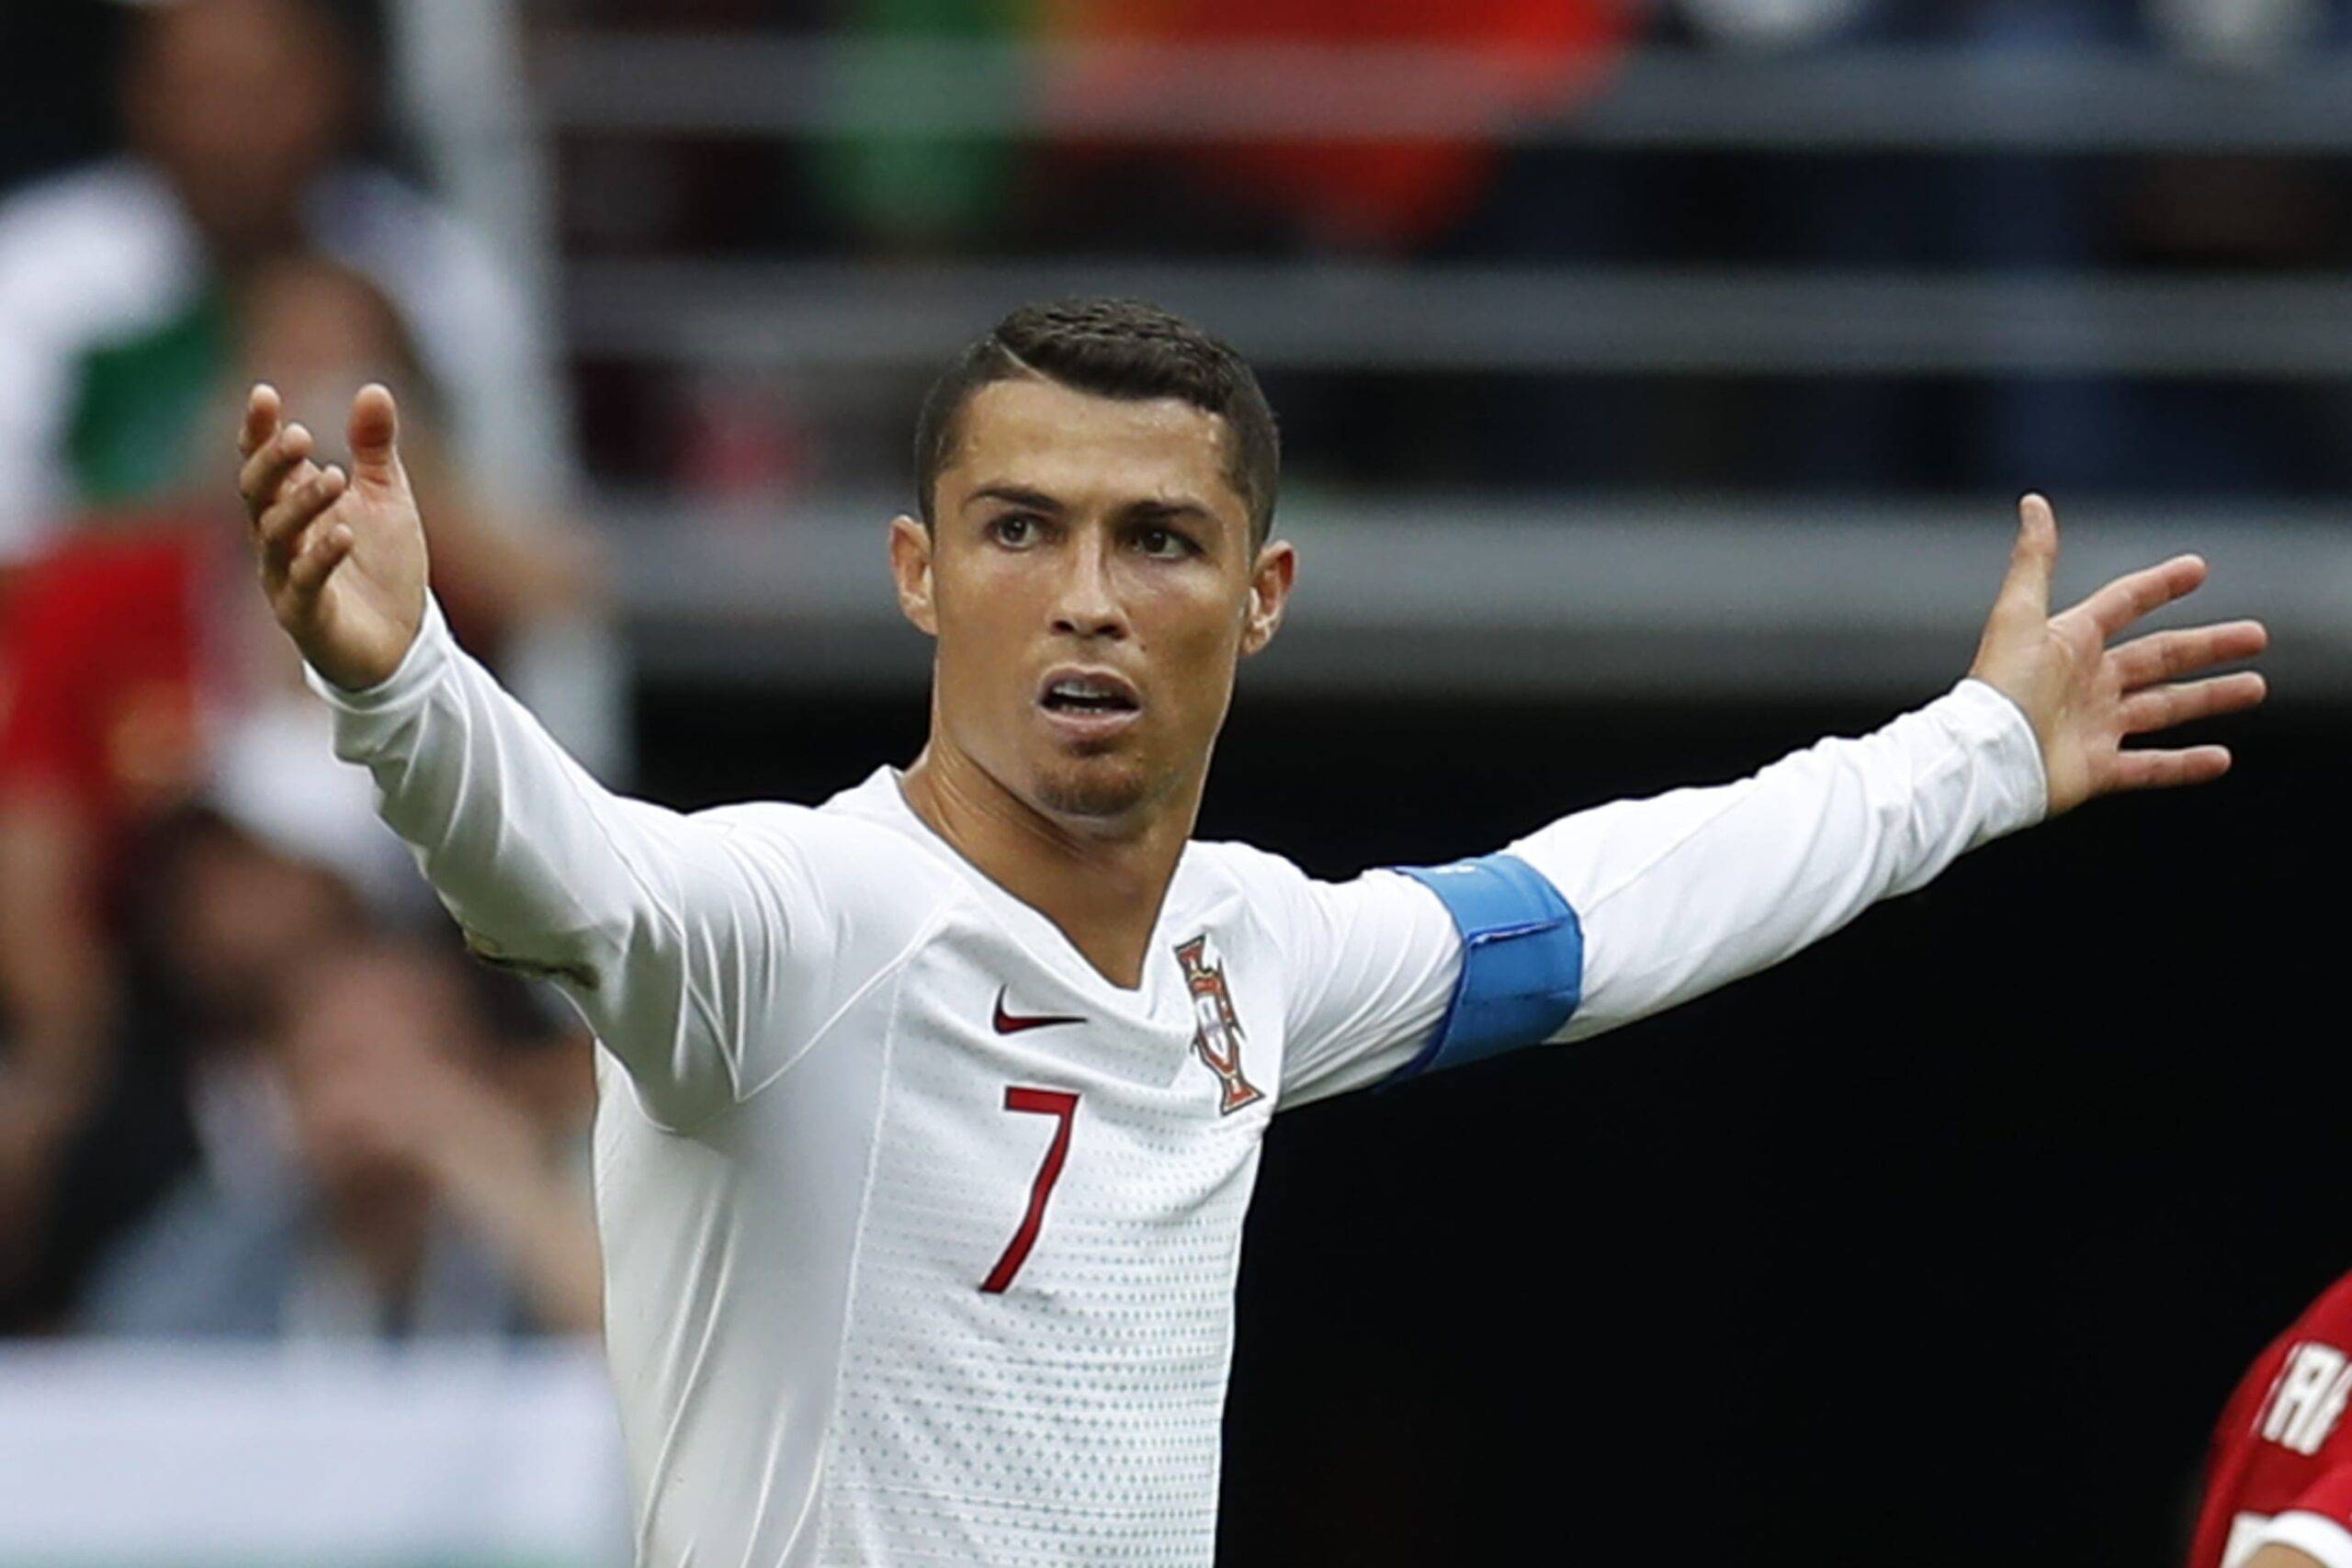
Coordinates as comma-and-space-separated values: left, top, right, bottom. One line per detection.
2193, 1272, 2352, 1568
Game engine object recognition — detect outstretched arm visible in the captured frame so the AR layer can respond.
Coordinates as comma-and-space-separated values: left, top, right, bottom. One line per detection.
237, 385, 823, 1129
1379, 496, 2265, 1080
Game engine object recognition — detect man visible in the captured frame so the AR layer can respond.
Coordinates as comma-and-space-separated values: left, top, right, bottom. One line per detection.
238, 299, 2265, 1563
2190, 1272, 2352, 1568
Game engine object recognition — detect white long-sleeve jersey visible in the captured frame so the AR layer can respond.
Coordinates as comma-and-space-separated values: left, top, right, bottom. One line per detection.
312, 599, 2044, 1565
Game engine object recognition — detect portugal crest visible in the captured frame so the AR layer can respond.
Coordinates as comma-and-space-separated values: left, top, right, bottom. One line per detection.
1174, 935, 1263, 1114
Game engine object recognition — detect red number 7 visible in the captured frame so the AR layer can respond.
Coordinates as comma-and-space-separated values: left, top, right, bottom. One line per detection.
978, 1087, 1080, 1294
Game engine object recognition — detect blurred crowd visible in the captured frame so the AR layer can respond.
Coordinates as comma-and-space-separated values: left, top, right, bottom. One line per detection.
0, 0, 605, 1339
2, 0, 2349, 1341
548, 0, 2352, 502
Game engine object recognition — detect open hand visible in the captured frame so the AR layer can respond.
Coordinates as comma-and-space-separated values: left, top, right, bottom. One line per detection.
237, 382, 428, 692
1969, 494, 2267, 816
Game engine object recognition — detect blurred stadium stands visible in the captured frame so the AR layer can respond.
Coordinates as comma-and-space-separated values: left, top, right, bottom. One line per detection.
514, 6, 2349, 694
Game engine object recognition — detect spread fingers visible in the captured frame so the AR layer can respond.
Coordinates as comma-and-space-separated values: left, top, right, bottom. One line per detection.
2118, 671, 2268, 737
2107, 745, 2233, 792
2108, 620, 2269, 690
2065, 554, 2208, 643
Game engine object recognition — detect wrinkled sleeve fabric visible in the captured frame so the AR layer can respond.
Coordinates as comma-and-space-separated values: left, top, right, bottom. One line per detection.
307, 597, 842, 1130
1497, 677, 2046, 1053
1273, 679, 2045, 1103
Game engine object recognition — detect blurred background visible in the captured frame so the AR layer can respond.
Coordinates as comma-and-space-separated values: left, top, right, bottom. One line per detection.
0, 0, 2335, 1562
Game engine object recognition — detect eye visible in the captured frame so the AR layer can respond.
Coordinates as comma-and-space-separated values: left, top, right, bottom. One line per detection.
1136, 525, 1197, 559
988, 513, 1041, 547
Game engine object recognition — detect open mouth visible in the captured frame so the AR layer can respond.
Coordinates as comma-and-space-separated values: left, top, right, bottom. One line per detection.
1038, 670, 1142, 717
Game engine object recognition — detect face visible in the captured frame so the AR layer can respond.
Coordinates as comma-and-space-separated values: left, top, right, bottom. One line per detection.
891, 377, 1294, 832
125, 0, 345, 254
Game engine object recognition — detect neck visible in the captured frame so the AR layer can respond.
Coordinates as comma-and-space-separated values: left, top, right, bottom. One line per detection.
899, 739, 1199, 990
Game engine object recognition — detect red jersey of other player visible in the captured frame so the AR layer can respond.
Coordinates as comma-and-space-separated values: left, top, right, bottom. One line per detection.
2191, 1271, 2352, 1568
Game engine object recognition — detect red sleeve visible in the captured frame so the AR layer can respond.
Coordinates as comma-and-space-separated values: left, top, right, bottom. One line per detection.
2290, 1465, 2352, 1529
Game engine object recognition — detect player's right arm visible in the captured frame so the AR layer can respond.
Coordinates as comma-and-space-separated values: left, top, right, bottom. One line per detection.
238, 384, 823, 1130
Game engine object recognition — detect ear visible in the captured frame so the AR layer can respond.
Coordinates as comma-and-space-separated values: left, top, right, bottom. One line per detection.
888, 513, 938, 637
1240, 539, 1296, 659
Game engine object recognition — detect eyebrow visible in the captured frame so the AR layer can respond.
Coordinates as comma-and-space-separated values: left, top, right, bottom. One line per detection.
964, 485, 1216, 525
1124, 498, 1215, 525
966, 484, 1063, 514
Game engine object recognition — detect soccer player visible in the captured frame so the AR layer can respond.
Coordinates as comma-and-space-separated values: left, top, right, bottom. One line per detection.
236, 299, 2264, 1564
2191, 1272, 2352, 1568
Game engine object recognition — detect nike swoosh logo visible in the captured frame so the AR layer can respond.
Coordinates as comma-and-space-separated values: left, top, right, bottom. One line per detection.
992, 987, 1086, 1034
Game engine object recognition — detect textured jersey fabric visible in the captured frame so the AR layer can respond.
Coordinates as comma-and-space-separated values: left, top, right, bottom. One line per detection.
2193, 1271, 2352, 1568
311, 596, 2043, 1565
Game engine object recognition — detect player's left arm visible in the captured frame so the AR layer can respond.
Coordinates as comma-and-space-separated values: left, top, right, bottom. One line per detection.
1383, 494, 2264, 1080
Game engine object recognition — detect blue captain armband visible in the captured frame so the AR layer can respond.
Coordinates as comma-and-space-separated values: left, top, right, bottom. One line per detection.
1387, 853, 1583, 1084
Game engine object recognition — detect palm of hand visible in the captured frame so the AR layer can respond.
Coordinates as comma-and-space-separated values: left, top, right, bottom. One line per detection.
2018, 613, 2119, 814
1967, 495, 2267, 817
305, 458, 429, 689
239, 383, 430, 692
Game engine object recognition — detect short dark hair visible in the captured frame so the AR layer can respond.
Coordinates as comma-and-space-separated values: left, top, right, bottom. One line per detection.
913, 298, 1281, 547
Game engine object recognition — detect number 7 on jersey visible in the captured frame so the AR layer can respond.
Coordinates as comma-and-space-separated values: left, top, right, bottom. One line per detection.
978, 1087, 1080, 1294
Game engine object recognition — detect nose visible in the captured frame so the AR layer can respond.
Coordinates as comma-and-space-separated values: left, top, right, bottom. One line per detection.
1050, 534, 1128, 641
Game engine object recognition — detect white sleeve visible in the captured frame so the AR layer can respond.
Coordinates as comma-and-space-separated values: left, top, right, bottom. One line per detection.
308, 598, 842, 1130
1265, 864, 1463, 1110
1266, 680, 2041, 1104
1510, 678, 2046, 1046
2244, 1511, 2352, 1568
